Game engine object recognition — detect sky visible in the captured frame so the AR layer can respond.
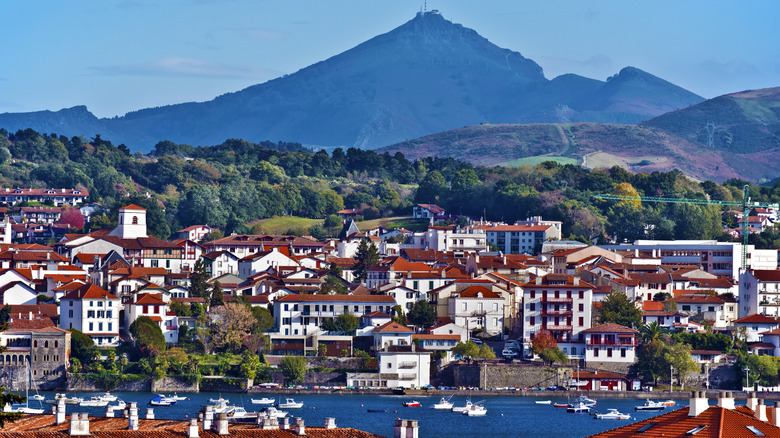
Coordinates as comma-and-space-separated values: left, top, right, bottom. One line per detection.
1, 0, 778, 119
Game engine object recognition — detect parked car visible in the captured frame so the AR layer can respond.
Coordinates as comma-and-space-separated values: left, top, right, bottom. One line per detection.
502, 348, 519, 358
470, 338, 483, 346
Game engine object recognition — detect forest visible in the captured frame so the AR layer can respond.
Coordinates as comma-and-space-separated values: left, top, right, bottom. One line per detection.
1, 127, 780, 248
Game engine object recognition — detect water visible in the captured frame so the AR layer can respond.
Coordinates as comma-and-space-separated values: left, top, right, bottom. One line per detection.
23, 391, 687, 437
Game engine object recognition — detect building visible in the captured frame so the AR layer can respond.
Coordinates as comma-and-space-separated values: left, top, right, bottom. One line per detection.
413, 203, 445, 219
203, 234, 325, 258
522, 274, 595, 359
0, 188, 88, 206
58, 283, 120, 346
580, 323, 638, 364
448, 285, 504, 336
571, 370, 629, 391
734, 314, 780, 343
585, 391, 780, 438
0, 318, 70, 390
273, 294, 397, 337
741, 270, 780, 318
125, 293, 178, 343
675, 294, 735, 328
174, 225, 212, 242
476, 222, 561, 255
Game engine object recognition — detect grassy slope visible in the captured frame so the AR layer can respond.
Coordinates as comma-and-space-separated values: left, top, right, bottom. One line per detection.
250, 216, 323, 234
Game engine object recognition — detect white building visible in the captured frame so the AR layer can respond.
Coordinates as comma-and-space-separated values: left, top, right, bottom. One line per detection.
273, 294, 397, 336
59, 283, 120, 346
448, 285, 504, 336
372, 321, 414, 351
581, 323, 638, 364
125, 293, 178, 343
238, 247, 299, 279
476, 222, 561, 255
740, 270, 780, 318
733, 314, 780, 343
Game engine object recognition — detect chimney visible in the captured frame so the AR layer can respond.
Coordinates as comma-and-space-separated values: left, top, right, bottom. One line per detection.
756, 399, 768, 422
279, 417, 290, 430
718, 391, 735, 410
535, 276, 542, 285
394, 419, 419, 438
260, 416, 279, 430
202, 406, 214, 430
747, 392, 759, 412
128, 402, 139, 431
323, 418, 336, 429
688, 391, 709, 417
56, 398, 67, 425
145, 408, 155, 420
105, 406, 115, 418
772, 402, 780, 427
215, 413, 229, 436
188, 418, 199, 438
573, 277, 580, 286
68, 413, 90, 436
293, 417, 305, 436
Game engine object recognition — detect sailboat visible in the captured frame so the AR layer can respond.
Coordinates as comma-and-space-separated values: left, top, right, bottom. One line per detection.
4, 361, 45, 414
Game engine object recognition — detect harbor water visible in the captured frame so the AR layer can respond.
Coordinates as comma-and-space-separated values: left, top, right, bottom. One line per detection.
18, 391, 700, 437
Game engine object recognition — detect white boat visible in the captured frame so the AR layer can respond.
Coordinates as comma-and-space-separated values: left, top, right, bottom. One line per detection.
576, 395, 597, 407
45, 394, 81, 405
209, 396, 229, 404
451, 399, 473, 413
433, 397, 453, 410
463, 404, 487, 416
149, 395, 174, 406
226, 406, 255, 419
634, 400, 665, 412
98, 392, 117, 402
3, 403, 45, 414
535, 400, 552, 405
567, 402, 591, 414
170, 393, 188, 401
261, 407, 288, 418
277, 398, 303, 409
79, 397, 109, 407
595, 408, 631, 420
110, 400, 126, 410
30, 394, 45, 401
211, 399, 231, 413
251, 397, 275, 405
15, 361, 46, 413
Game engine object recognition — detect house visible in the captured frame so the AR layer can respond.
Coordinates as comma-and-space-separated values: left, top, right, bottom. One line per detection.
0, 281, 37, 305
174, 225, 212, 242
202, 251, 240, 278
430, 278, 519, 335
580, 323, 638, 364
642, 310, 689, 329
675, 294, 733, 328
125, 293, 178, 343
371, 321, 414, 351
585, 392, 780, 438
58, 283, 120, 346
203, 234, 325, 258
237, 247, 299, 279
347, 344, 432, 389
20, 207, 63, 224
690, 350, 725, 363
272, 294, 397, 338
0, 187, 88, 206
448, 285, 504, 336
734, 314, 780, 343
475, 223, 560, 255
413, 203, 445, 219
170, 239, 204, 273
740, 270, 780, 318
571, 370, 629, 391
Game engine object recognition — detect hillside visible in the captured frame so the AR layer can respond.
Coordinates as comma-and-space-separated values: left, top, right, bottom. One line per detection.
379, 87, 780, 183
0, 11, 702, 152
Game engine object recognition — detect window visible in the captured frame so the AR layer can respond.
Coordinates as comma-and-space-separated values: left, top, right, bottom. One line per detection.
579, 317, 584, 326
529, 303, 535, 311
68, 310, 73, 318
429, 281, 434, 290
593, 348, 599, 357
98, 301, 103, 307
530, 291, 535, 299
89, 301, 94, 307
132, 216, 138, 224
530, 316, 535, 326
413, 281, 418, 290
89, 322, 93, 331
579, 291, 584, 299
621, 348, 626, 358
108, 323, 112, 332
579, 303, 584, 312
607, 348, 612, 357
98, 323, 103, 332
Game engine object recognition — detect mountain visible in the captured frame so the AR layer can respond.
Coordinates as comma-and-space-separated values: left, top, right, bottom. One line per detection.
378, 87, 780, 183
0, 11, 704, 152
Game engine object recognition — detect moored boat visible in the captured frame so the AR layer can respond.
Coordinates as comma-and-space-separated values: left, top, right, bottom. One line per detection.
463, 404, 487, 416
567, 401, 591, 414
432, 397, 453, 410
261, 407, 288, 418
149, 395, 174, 406
80, 397, 108, 407
98, 392, 117, 402
661, 400, 675, 407
634, 400, 665, 412
276, 398, 303, 409
251, 397, 275, 405
535, 400, 552, 405
595, 408, 631, 420
402, 400, 420, 407
451, 400, 473, 413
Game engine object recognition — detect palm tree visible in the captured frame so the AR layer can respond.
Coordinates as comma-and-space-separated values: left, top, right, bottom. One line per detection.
640, 321, 663, 343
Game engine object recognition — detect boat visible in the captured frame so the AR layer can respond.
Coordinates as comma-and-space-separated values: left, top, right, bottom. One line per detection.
2, 403, 45, 414
226, 406, 255, 419
260, 407, 288, 418
170, 393, 188, 401
45, 394, 81, 405
402, 400, 421, 407
30, 394, 45, 401
79, 397, 109, 407
276, 398, 303, 409
451, 400, 473, 413
567, 402, 591, 413
15, 361, 45, 413
463, 404, 487, 416
661, 400, 676, 407
553, 403, 569, 408
433, 397, 453, 410
211, 399, 231, 413
251, 397, 275, 405
109, 400, 126, 410
576, 395, 597, 407
209, 396, 229, 404
634, 400, 665, 412
98, 392, 117, 402
535, 400, 552, 405
595, 408, 631, 420
149, 395, 174, 406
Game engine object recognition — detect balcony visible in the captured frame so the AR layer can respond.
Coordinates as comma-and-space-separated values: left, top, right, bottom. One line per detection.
398, 362, 417, 369
542, 324, 572, 331
540, 309, 572, 317
586, 339, 637, 347
399, 373, 417, 381
541, 297, 573, 304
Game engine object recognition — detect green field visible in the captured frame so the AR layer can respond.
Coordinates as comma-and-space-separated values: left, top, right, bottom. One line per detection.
498, 156, 579, 167
354, 216, 428, 232
250, 216, 323, 235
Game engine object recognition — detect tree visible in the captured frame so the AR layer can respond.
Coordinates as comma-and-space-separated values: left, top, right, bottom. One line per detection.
58, 207, 85, 230
250, 306, 274, 333
391, 305, 407, 325
539, 347, 568, 365
189, 259, 210, 300
599, 291, 642, 329
130, 316, 166, 356
69, 329, 98, 363
334, 311, 358, 335
653, 292, 672, 302
407, 300, 436, 330
640, 321, 664, 344
279, 356, 307, 384
238, 352, 262, 380
636, 338, 669, 385
209, 281, 225, 307
352, 240, 379, 283
452, 341, 480, 361
665, 342, 699, 391
415, 170, 447, 204
477, 344, 496, 360
211, 302, 255, 353
530, 331, 557, 355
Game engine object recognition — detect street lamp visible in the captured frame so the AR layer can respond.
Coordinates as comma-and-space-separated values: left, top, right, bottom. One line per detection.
744, 366, 750, 390
670, 366, 674, 392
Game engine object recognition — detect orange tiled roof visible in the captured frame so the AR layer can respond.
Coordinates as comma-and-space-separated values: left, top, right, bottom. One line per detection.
61, 283, 118, 301
579, 323, 638, 334
374, 321, 413, 333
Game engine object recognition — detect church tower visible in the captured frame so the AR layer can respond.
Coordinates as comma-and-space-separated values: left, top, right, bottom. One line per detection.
109, 204, 147, 239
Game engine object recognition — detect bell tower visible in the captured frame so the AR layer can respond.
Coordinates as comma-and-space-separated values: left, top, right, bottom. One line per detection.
109, 204, 147, 239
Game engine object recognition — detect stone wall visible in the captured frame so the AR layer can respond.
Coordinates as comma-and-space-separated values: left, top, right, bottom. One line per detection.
0, 366, 66, 391
586, 362, 634, 376
453, 362, 570, 389
66, 377, 151, 392
268, 371, 346, 387
151, 376, 199, 393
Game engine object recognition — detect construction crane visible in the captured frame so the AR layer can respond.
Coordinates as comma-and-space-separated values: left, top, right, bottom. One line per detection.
593, 185, 779, 270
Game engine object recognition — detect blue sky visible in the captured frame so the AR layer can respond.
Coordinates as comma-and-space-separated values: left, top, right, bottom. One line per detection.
1, 0, 778, 118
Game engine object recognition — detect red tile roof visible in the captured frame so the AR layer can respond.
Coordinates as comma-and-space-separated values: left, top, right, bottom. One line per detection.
61, 283, 118, 301
734, 314, 780, 324
455, 285, 500, 299
119, 204, 146, 210
752, 270, 780, 282
275, 294, 395, 303
580, 323, 638, 334
374, 321, 414, 333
